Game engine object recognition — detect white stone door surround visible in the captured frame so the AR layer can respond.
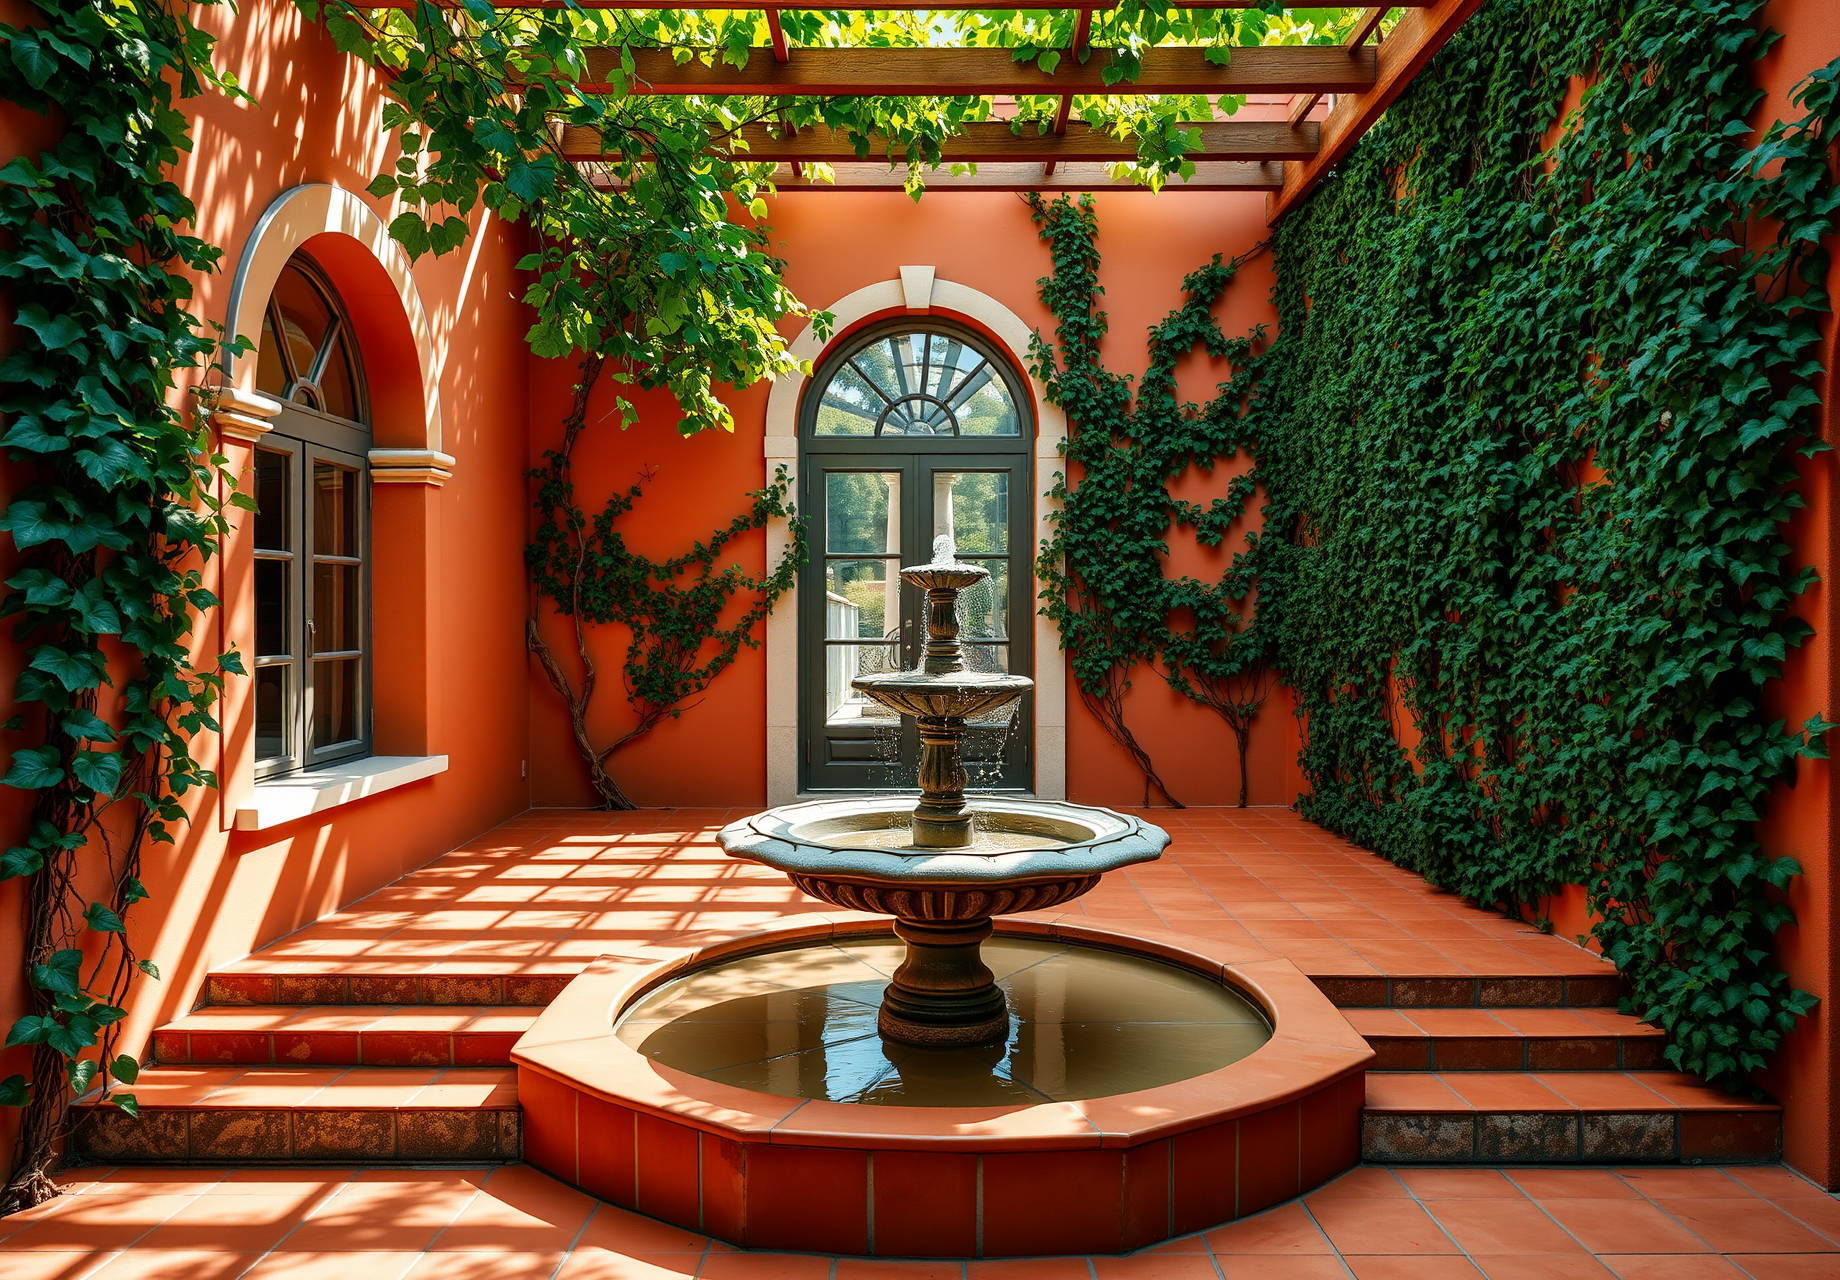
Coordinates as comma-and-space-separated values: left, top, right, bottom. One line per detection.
763, 267, 1068, 805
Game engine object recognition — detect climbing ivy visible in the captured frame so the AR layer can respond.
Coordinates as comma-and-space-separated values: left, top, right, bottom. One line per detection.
0, 0, 244, 1208
1255, 0, 1840, 1088
1029, 194, 1273, 808
526, 358, 806, 809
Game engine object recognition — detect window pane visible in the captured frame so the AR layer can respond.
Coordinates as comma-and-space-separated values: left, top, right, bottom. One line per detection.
313, 658, 360, 746
313, 562, 360, 652
825, 645, 901, 726
256, 559, 288, 658
313, 462, 358, 557
256, 666, 290, 761
956, 561, 1008, 643
825, 560, 898, 641
256, 308, 288, 395
949, 365, 1019, 437
318, 333, 359, 422
936, 471, 1008, 556
254, 449, 289, 551
825, 471, 899, 555
273, 264, 333, 388
963, 640, 1010, 676
813, 363, 881, 437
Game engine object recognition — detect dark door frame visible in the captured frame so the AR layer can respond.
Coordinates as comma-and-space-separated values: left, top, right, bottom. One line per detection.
798, 320, 1036, 795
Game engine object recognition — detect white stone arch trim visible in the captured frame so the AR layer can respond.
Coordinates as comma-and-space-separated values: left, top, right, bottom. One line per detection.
763, 269, 1067, 805
220, 184, 452, 483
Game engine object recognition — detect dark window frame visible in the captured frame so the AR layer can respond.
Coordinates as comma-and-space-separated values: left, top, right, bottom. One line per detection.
253, 253, 374, 779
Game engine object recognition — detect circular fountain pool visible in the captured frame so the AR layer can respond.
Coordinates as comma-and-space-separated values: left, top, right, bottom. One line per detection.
512, 914, 1374, 1257
614, 936, 1273, 1105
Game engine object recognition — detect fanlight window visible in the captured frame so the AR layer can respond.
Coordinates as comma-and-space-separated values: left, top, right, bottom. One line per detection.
813, 327, 1021, 438
256, 259, 363, 421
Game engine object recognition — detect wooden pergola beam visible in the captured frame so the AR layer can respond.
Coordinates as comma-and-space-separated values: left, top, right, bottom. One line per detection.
573, 45, 1379, 97
763, 161, 1285, 192
561, 119, 1318, 163
1266, 0, 1483, 221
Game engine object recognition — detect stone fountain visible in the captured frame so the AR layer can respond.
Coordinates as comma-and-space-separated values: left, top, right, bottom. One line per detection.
718, 540, 1169, 1047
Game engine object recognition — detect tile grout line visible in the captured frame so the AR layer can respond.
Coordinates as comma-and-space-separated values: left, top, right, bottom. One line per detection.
230, 1165, 363, 1280
1611, 1167, 1725, 1256
549, 1196, 606, 1280
1293, 1194, 1359, 1278
1388, 1164, 1497, 1275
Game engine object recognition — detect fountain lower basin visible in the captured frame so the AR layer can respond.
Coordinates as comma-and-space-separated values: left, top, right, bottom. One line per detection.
511, 912, 1374, 1256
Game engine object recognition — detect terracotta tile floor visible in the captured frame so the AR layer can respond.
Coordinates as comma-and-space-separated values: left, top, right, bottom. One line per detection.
21, 808, 1822, 1269
5, 1162, 1836, 1276
218, 808, 1616, 986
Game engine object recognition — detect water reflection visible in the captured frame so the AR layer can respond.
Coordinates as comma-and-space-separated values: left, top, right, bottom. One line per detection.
616, 938, 1272, 1106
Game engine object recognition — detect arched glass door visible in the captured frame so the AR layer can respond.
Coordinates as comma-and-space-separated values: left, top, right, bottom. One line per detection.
800, 321, 1033, 793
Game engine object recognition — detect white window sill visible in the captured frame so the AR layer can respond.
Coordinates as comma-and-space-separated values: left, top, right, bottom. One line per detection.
234, 755, 449, 831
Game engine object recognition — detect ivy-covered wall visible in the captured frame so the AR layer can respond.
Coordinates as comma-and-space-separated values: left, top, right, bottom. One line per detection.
1256, 0, 1839, 1161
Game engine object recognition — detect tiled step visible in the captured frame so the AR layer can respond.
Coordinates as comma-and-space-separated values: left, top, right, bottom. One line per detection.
1362, 1070, 1780, 1164
1345, 1006, 1667, 1071
204, 969, 572, 1007
1311, 971, 1628, 1009
71, 1065, 520, 1164
153, 1006, 537, 1067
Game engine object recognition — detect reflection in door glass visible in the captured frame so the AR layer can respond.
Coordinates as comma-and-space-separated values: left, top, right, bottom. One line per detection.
937, 472, 1008, 555
825, 560, 900, 640
825, 646, 900, 726
956, 561, 1009, 645
826, 472, 900, 554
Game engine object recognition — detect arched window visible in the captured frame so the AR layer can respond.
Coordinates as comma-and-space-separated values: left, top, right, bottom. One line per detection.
811, 327, 1023, 439
251, 254, 372, 776
800, 320, 1032, 793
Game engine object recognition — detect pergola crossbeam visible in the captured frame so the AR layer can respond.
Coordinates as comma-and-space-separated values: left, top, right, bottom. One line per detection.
573, 45, 1379, 97
766, 161, 1284, 191
561, 119, 1318, 163
1266, 0, 1483, 221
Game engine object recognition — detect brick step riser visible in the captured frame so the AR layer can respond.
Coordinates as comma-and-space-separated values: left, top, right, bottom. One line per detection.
72, 1106, 522, 1164
153, 1030, 519, 1069
1364, 1036, 1667, 1072
1315, 975, 1629, 1009
205, 973, 569, 1007
1360, 1108, 1780, 1165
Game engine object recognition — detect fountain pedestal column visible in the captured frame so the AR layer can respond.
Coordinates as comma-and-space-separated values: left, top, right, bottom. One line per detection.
911, 716, 971, 848
879, 914, 1009, 1045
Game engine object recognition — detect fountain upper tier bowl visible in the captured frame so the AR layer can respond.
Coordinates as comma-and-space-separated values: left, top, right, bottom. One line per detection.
718, 550, 1170, 1046
720, 795, 1168, 875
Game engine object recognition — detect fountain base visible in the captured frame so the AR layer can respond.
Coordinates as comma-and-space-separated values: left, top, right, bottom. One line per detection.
879, 915, 1010, 1046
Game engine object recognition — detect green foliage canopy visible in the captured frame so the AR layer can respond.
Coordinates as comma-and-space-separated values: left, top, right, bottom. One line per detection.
1254, 0, 1840, 1089
0, 0, 246, 1208
297, 2, 1382, 434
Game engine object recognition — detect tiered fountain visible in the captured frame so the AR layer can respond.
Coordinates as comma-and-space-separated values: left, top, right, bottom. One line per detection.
512, 541, 1372, 1257
717, 539, 1169, 1046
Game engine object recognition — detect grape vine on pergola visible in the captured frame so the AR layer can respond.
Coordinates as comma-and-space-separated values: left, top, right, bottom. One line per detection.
357, 0, 1482, 217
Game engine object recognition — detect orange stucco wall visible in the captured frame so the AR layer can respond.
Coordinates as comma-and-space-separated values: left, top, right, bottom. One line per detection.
0, 0, 533, 1176
1751, 0, 1840, 1190
526, 190, 1305, 810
